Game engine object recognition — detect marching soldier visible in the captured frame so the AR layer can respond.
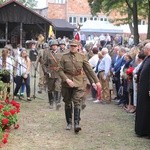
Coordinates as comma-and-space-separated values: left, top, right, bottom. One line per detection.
58, 39, 101, 133
43, 39, 62, 110
35, 43, 48, 93
58, 40, 69, 54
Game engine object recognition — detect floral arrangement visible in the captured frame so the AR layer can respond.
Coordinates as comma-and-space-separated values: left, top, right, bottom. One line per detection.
126, 67, 134, 76
126, 67, 134, 81
0, 99, 20, 147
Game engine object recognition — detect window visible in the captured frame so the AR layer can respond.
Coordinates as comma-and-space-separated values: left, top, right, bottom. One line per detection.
90, 17, 93, 20
100, 18, 103, 21
80, 17, 83, 23
94, 17, 97, 21
104, 18, 107, 21
80, 17, 87, 23
55, 0, 65, 4
69, 17, 77, 25
84, 17, 87, 22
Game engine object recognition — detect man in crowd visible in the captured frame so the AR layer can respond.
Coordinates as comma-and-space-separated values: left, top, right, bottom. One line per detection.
29, 43, 38, 77
113, 47, 126, 102
43, 39, 62, 110
97, 47, 112, 104
58, 39, 101, 133
135, 42, 150, 137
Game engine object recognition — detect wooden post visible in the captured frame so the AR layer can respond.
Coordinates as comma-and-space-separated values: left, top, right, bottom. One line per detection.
44, 24, 47, 42
20, 22, 23, 47
5, 22, 8, 45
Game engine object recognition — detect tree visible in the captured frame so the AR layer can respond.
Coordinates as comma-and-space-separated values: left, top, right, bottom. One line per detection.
0, 0, 37, 8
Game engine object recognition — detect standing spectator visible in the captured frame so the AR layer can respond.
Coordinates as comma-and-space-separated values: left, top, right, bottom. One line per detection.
29, 43, 38, 76
88, 47, 99, 100
113, 47, 126, 100
80, 32, 86, 47
99, 33, 106, 47
105, 33, 111, 45
97, 48, 112, 104
14, 48, 31, 101
128, 35, 134, 47
0, 49, 13, 99
135, 43, 150, 137
131, 52, 146, 113
58, 39, 101, 133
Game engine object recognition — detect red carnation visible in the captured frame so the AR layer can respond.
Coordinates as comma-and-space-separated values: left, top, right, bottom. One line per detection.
2, 138, 8, 144
5, 99, 10, 104
126, 67, 134, 76
0, 104, 4, 109
10, 109, 16, 115
2, 118, 9, 125
3, 133, 9, 139
16, 108, 20, 113
3, 111, 10, 117
14, 124, 19, 129
10, 100, 17, 106
15, 103, 20, 109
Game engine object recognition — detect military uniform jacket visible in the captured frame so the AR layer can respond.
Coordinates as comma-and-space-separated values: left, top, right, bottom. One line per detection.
59, 52, 99, 87
43, 49, 62, 78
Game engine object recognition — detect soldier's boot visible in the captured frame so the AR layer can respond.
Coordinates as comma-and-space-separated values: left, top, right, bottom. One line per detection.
65, 104, 72, 130
74, 107, 81, 133
38, 87, 42, 94
48, 92, 53, 109
54, 91, 61, 110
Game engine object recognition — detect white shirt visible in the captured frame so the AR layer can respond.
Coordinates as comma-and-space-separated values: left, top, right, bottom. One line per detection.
88, 54, 99, 71
16, 56, 28, 76
98, 53, 112, 77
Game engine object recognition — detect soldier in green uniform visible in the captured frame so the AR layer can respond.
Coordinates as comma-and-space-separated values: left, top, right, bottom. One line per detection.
58, 39, 101, 133
35, 43, 48, 93
43, 39, 62, 110
58, 40, 69, 53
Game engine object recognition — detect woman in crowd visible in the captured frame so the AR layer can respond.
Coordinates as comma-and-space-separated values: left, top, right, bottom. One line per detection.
0, 49, 13, 99
14, 48, 31, 101
119, 53, 133, 107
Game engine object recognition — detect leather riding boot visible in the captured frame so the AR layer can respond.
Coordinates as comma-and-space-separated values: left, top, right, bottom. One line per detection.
48, 92, 53, 109
74, 107, 81, 133
54, 91, 61, 110
65, 104, 72, 130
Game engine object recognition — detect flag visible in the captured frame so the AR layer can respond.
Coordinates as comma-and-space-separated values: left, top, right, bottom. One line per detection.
48, 25, 54, 37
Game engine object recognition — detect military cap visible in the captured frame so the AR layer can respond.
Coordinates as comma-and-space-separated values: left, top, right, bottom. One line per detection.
43, 43, 49, 48
50, 39, 58, 46
59, 40, 66, 45
69, 39, 80, 46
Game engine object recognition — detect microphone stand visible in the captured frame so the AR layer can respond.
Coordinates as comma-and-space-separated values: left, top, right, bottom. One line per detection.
31, 63, 44, 100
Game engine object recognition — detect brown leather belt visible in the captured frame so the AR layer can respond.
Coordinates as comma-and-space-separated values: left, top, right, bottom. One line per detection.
64, 71, 81, 76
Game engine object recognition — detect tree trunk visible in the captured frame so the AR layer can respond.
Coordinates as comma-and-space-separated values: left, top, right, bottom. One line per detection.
127, 8, 134, 35
133, 0, 139, 45
129, 23, 134, 35
147, 0, 150, 39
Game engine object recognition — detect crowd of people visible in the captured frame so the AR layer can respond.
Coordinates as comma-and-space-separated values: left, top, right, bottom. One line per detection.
0, 32, 149, 136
